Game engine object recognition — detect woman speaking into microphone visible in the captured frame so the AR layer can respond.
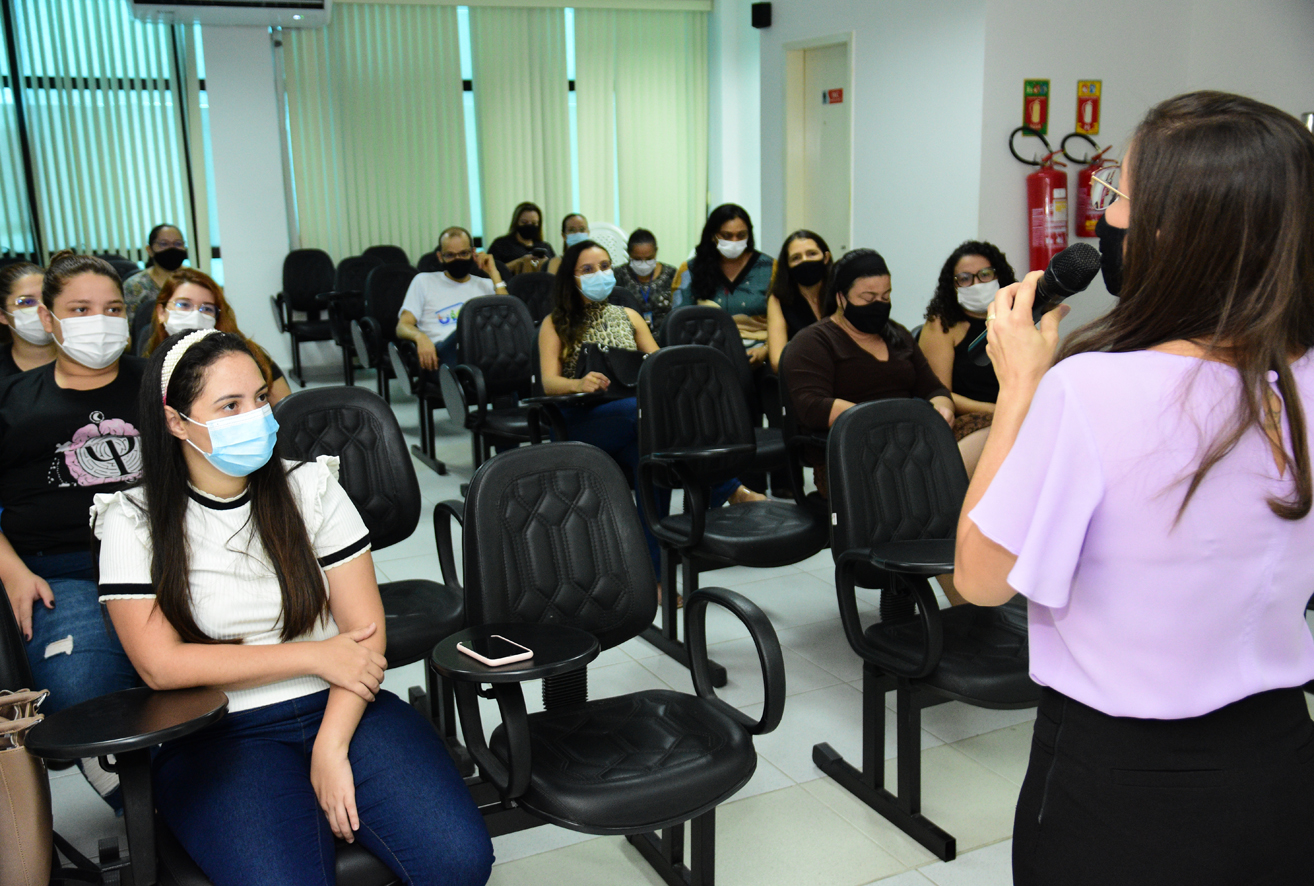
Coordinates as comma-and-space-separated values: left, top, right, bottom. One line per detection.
956, 91, 1314, 884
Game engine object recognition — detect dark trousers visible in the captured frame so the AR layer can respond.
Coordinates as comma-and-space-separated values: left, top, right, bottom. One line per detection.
1013, 686, 1314, 886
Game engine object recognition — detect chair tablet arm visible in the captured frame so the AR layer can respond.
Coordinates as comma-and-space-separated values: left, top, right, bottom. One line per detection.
835, 550, 944, 679
451, 364, 489, 423
637, 459, 710, 548
684, 587, 785, 736
270, 293, 286, 333
432, 500, 465, 593
644, 444, 757, 463
438, 364, 469, 427
453, 681, 531, 799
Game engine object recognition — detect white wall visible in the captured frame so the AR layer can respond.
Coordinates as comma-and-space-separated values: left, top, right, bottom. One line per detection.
707, 0, 763, 233
759, 0, 987, 330
201, 26, 296, 370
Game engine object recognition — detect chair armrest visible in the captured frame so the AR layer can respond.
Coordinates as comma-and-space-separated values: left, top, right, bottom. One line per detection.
457, 364, 489, 424
684, 587, 785, 735
637, 458, 710, 549
351, 317, 381, 368
387, 343, 417, 396
453, 680, 531, 799
432, 500, 464, 593
835, 549, 944, 679
645, 444, 757, 463
524, 402, 569, 444
439, 364, 469, 427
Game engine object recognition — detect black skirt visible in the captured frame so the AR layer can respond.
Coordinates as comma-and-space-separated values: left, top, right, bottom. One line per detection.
1013, 686, 1314, 886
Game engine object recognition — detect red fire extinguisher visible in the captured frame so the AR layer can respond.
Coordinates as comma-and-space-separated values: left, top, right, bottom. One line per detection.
1010, 127, 1068, 271
1063, 133, 1111, 239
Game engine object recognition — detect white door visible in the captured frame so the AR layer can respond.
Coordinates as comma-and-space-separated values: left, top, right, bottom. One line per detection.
799, 43, 851, 253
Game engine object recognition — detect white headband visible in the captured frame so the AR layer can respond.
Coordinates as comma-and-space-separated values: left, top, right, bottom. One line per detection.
160, 328, 220, 403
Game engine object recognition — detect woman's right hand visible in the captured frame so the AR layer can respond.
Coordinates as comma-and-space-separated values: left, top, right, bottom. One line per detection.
3, 567, 55, 641
577, 372, 610, 394
316, 624, 387, 702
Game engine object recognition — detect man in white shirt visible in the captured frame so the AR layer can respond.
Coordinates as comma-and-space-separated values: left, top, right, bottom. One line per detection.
395, 226, 507, 375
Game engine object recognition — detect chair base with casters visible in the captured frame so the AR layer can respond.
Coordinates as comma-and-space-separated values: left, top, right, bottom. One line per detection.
388, 342, 448, 475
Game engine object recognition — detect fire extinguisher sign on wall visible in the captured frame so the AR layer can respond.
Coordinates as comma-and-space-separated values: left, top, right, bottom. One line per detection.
1023, 79, 1050, 136
1076, 80, 1102, 135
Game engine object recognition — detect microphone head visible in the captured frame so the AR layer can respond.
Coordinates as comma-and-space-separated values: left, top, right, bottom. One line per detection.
1043, 242, 1102, 296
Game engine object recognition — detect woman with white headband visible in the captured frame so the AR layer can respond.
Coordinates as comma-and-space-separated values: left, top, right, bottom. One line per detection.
94, 329, 493, 886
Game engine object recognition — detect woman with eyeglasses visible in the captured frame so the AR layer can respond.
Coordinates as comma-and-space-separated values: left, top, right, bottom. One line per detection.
0, 262, 55, 378
957, 92, 1314, 884
614, 228, 676, 333
918, 241, 1019, 474
141, 268, 292, 405
121, 224, 189, 316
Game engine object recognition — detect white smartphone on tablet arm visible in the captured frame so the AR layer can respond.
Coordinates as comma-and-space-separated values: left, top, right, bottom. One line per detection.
456, 634, 534, 667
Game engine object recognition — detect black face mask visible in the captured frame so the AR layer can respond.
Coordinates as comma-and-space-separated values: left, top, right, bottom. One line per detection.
841, 297, 891, 335
444, 257, 475, 279
152, 247, 187, 272
791, 260, 827, 287
516, 223, 540, 242
1095, 215, 1126, 296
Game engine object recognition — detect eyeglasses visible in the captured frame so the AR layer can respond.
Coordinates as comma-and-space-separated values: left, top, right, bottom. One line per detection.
167, 298, 218, 318
1089, 164, 1128, 211
9, 296, 38, 310
954, 268, 996, 288
440, 249, 473, 262
576, 261, 612, 275
152, 239, 185, 250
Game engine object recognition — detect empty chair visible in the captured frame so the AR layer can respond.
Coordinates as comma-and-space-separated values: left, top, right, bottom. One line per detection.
270, 248, 337, 386
329, 254, 383, 386
416, 251, 442, 273
505, 271, 555, 323
812, 399, 1037, 861
439, 442, 785, 885
362, 244, 410, 267
350, 264, 417, 403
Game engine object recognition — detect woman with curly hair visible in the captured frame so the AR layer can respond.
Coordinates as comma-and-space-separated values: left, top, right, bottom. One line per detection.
918, 240, 1017, 474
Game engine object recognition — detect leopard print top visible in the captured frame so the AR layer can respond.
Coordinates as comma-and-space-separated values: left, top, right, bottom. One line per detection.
561, 302, 638, 378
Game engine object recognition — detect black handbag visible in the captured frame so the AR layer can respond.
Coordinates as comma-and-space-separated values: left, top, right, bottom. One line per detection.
573, 343, 645, 397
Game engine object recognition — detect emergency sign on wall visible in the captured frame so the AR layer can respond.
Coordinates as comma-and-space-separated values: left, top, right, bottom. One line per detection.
823, 88, 843, 104
1023, 79, 1050, 135
1076, 80, 1101, 135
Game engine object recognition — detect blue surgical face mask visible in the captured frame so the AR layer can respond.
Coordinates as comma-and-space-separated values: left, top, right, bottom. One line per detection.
565, 231, 590, 248
182, 403, 279, 478
578, 269, 615, 302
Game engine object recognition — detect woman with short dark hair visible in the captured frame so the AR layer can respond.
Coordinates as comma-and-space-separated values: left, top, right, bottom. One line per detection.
614, 228, 676, 332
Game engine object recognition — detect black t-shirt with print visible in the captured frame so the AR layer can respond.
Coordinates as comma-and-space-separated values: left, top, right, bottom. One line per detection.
0, 357, 146, 555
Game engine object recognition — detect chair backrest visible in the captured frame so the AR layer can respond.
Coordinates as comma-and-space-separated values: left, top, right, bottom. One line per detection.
273, 385, 421, 551
637, 345, 756, 485
457, 295, 536, 399
109, 259, 142, 282
463, 442, 657, 650
362, 264, 418, 335
362, 244, 409, 267
132, 297, 157, 354
282, 248, 336, 311
416, 252, 441, 273
0, 593, 35, 691
588, 222, 629, 265
505, 271, 555, 323
608, 286, 643, 315
827, 399, 968, 556
336, 254, 382, 293
659, 305, 755, 404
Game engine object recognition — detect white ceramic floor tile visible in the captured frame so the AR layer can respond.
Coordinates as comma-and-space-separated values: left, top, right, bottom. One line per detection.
949, 723, 1034, 788
777, 619, 867, 683
637, 636, 843, 709
485, 834, 671, 885
864, 871, 936, 886
917, 839, 1014, 886
801, 778, 939, 868
49, 769, 126, 860
729, 753, 798, 803
723, 570, 854, 630
915, 702, 1037, 746
491, 825, 600, 865
884, 747, 1019, 857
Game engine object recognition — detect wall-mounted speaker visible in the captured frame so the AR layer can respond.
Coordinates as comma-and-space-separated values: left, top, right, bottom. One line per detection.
751, 3, 771, 29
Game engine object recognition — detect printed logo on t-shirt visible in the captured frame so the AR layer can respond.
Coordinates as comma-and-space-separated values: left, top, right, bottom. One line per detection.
49, 411, 142, 487
433, 302, 463, 326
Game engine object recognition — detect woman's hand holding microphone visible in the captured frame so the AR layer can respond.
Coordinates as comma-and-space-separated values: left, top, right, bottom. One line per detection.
985, 270, 1069, 400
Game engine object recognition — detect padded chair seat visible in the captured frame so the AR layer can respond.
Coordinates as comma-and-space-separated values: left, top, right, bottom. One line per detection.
660, 501, 828, 567
481, 407, 533, 441
289, 318, 334, 340
867, 539, 956, 575
157, 814, 401, 886
866, 603, 1038, 707
490, 690, 755, 834
380, 580, 463, 668
752, 427, 786, 471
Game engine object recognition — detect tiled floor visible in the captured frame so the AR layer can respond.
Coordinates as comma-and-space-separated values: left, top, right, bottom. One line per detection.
47, 366, 1314, 886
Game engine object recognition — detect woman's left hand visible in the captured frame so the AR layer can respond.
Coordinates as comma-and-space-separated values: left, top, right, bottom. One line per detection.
986, 270, 1070, 395
930, 396, 955, 426
311, 743, 359, 843
747, 344, 767, 366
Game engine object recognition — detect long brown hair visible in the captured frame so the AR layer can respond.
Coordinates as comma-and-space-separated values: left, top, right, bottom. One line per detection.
134, 332, 326, 643
1058, 91, 1314, 519
145, 268, 272, 381
550, 239, 609, 365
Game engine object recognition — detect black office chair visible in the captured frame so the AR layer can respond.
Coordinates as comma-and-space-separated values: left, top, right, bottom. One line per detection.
329, 255, 383, 386
273, 385, 466, 767
608, 285, 643, 314
636, 346, 830, 685
442, 442, 785, 885
812, 399, 1038, 862
362, 244, 409, 267
270, 248, 337, 387
350, 264, 417, 404
505, 271, 555, 323
108, 259, 142, 282
416, 252, 441, 273
132, 298, 157, 355
438, 295, 540, 472
387, 340, 448, 475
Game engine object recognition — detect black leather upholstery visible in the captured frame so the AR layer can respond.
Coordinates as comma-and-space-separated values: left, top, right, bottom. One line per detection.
661, 501, 829, 567
327, 256, 381, 386
416, 252, 441, 273
273, 249, 337, 385
362, 244, 410, 267
505, 271, 554, 323
0, 593, 35, 691
353, 264, 417, 399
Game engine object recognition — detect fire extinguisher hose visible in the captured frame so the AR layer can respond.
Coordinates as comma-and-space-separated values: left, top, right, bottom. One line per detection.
1009, 126, 1053, 166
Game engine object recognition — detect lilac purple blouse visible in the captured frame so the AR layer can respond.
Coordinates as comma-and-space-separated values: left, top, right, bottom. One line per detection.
971, 350, 1314, 719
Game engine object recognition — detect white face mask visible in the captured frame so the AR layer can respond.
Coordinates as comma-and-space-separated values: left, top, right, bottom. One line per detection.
51, 314, 129, 370
956, 280, 999, 314
6, 307, 53, 346
629, 258, 657, 277
716, 238, 748, 260
164, 309, 217, 337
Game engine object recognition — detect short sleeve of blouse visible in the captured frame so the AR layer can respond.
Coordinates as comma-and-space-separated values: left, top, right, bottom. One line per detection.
290, 456, 371, 570
91, 491, 155, 600
968, 368, 1105, 608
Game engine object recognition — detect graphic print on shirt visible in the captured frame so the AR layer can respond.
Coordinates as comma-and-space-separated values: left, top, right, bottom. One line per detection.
431, 301, 463, 329
48, 411, 142, 488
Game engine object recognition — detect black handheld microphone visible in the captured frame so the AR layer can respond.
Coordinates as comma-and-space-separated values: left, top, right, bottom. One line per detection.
969, 242, 1101, 366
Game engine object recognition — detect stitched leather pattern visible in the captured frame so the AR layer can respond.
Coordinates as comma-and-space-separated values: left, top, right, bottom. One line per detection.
660, 307, 755, 400
458, 297, 535, 398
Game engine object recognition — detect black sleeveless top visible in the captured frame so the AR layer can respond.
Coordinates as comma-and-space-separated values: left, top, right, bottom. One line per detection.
951, 316, 999, 404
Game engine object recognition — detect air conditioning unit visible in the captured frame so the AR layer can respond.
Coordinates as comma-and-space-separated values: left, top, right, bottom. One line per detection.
131, 1, 331, 29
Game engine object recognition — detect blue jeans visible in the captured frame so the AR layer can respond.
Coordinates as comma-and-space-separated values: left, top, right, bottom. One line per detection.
153, 689, 493, 886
